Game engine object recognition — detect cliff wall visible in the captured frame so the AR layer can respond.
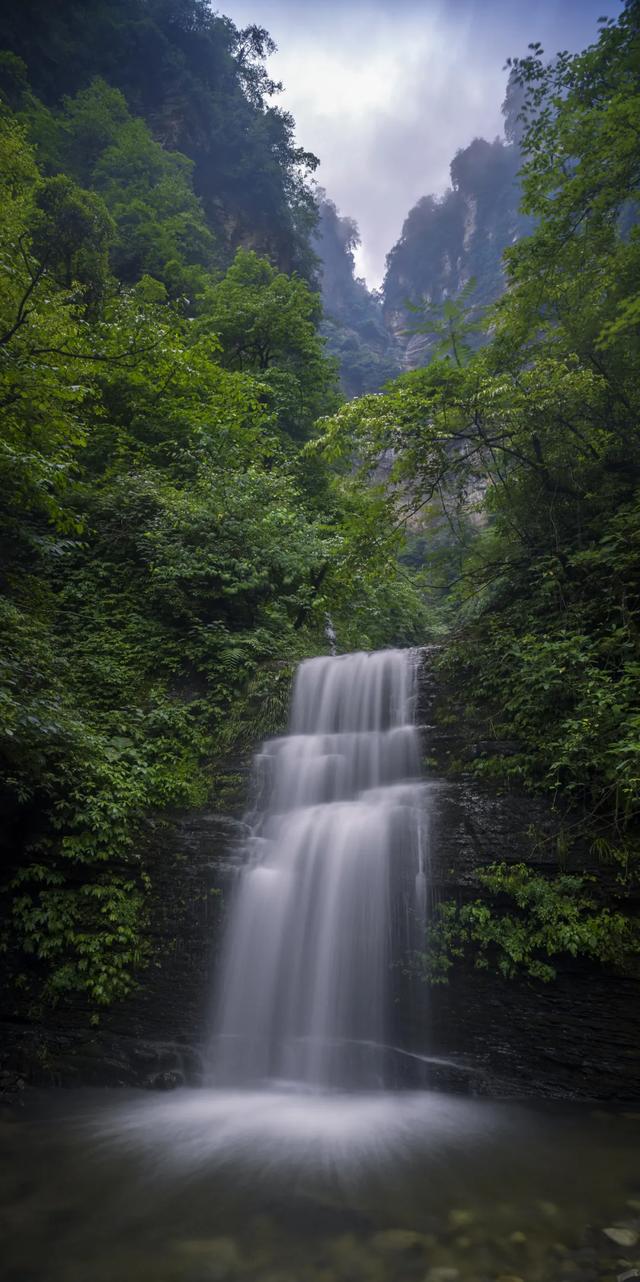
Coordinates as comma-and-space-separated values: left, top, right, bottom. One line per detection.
2, 653, 639, 1101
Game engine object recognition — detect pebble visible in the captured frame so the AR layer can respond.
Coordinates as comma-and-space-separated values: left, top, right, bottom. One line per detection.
447, 1209, 474, 1230
423, 1269, 460, 1282
538, 1200, 559, 1217
175, 1237, 240, 1280
604, 1229, 639, 1248
509, 1231, 527, 1245
453, 1236, 472, 1250
370, 1229, 425, 1254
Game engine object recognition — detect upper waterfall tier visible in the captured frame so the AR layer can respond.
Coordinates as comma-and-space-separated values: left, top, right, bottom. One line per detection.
290, 650, 417, 734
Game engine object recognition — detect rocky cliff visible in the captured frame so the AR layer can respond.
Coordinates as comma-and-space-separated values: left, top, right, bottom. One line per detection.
2, 652, 639, 1102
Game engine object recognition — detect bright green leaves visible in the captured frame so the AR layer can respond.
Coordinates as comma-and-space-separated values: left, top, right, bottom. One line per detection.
24, 77, 218, 302
0, 73, 425, 1012
11, 866, 150, 1005
199, 249, 340, 441
29, 172, 115, 301
503, 7, 640, 394
0, 115, 92, 544
404, 276, 484, 368
418, 863, 639, 985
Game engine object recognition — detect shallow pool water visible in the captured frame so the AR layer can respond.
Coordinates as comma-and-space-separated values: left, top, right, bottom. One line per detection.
2, 1086, 640, 1281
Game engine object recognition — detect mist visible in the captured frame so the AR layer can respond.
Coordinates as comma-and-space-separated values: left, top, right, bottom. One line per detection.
220, 0, 623, 284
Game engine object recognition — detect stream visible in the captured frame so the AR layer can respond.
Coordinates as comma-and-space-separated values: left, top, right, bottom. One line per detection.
3, 1088, 640, 1281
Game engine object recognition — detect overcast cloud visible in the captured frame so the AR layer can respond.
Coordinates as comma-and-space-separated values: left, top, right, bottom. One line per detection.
217, 0, 623, 286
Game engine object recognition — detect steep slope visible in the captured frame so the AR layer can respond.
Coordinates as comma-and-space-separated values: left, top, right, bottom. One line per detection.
0, 0, 318, 276
383, 135, 531, 367
314, 196, 401, 396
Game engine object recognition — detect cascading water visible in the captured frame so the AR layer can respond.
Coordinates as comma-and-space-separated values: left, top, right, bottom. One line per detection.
24, 664, 635, 1282
49, 650, 629, 1282
209, 648, 428, 1089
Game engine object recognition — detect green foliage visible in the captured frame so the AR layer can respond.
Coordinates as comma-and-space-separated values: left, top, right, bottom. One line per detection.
418, 864, 639, 984
315, 3, 640, 972
48, 79, 218, 300
198, 249, 339, 440
30, 172, 115, 303
404, 276, 484, 368
0, 0, 320, 277
11, 868, 150, 1006
0, 78, 425, 1010
218, 664, 295, 756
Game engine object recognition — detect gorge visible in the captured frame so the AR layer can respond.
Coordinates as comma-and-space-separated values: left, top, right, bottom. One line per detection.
4, 648, 640, 1282
1, 1, 640, 1277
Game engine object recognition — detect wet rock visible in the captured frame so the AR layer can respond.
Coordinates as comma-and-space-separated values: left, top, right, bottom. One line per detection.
604, 1229, 639, 1248
370, 1229, 425, 1255
146, 1069, 183, 1090
423, 1268, 460, 1282
447, 1209, 474, 1231
326, 1233, 383, 1281
538, 1200, 559, 1218
175, 1237, 240, 1280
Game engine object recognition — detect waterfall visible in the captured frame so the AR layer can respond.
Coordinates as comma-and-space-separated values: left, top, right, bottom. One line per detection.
209, 649, 427, 1090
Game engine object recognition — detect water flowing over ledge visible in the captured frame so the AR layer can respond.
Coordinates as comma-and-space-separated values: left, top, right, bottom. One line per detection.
209, 648, 429, 1089
8, 650, 640, 1282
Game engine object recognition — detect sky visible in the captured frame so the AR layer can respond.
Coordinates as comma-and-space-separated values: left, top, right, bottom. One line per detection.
217, 0, 623, 287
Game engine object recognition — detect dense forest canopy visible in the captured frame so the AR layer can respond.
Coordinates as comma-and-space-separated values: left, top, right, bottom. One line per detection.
316, 1, 640, 976
0, 3, 426, 1008
0, 0, 319, 276
0, 0, 639, 1009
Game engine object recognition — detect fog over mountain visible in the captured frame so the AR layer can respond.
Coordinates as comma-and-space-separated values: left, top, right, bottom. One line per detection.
219, 0, 623, 286
313, 74, 529, 390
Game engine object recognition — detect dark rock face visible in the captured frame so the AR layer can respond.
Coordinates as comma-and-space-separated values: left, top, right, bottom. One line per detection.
2, 652, 639, 1101
0, 812, 244, 1094
406, 650, 640, 1100
395, 768, 640, 1099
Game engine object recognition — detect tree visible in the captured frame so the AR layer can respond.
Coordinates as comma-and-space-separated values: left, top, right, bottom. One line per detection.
199, 249, 340, 441
0, 87, 425, 1010
317, 1, 640, 837
0, 0, 320, 275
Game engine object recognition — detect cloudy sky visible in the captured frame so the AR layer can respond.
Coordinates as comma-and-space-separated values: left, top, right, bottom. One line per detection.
218, 0, 623, 286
